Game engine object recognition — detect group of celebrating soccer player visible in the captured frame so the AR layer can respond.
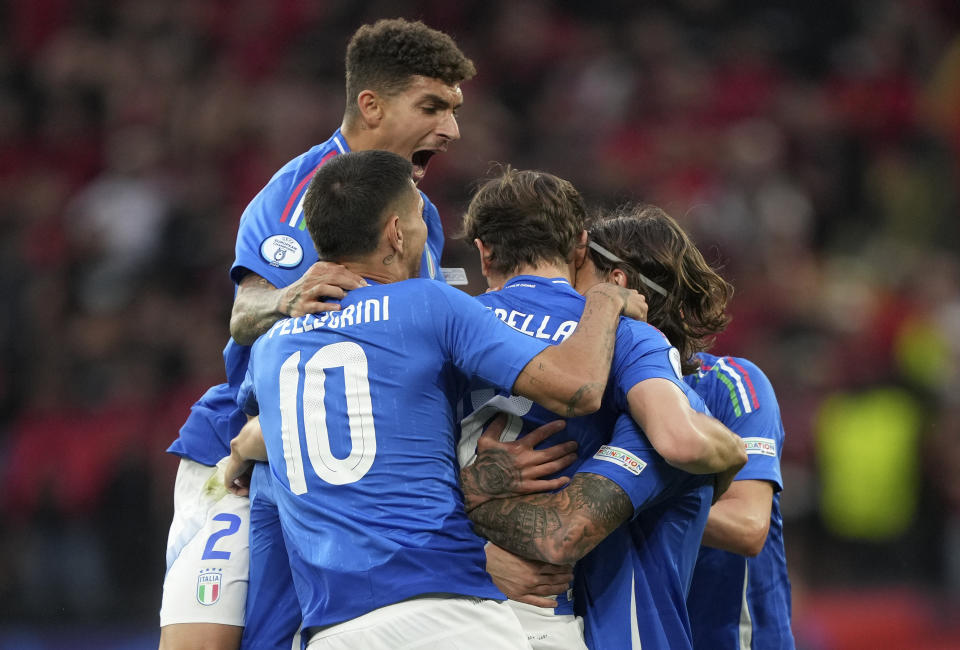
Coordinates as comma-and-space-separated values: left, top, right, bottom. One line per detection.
158, 18, 794, 650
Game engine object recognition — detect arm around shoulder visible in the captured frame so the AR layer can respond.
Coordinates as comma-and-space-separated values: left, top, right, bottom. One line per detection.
627, 378, 746, 474
230, 263, 366, 344
512, 283, 646, 417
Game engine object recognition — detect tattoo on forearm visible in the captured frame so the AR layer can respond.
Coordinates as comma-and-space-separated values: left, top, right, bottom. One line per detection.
232, 276, 285, 343
469, 473, 633, 564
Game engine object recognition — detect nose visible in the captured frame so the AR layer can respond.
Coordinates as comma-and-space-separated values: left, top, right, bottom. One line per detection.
439, 111, 460, 142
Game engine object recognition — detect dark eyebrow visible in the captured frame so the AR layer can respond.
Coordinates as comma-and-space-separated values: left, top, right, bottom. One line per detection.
419, 93, 461, 110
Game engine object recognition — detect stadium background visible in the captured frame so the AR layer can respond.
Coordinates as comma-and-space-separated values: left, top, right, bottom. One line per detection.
1, 0, 959, 648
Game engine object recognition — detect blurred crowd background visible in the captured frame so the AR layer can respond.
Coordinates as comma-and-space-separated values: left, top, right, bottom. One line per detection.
1, 0, 959, 648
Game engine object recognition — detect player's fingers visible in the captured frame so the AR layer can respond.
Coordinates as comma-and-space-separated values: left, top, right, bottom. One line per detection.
523, 441, 577, 466
511, 594, 559, 608
228, 480, 250, 497
523, 453, 578, 479
307, 262, 368, 288
478, 413, 508, 449
302, 300, 342, 314
307, 285, 347, 301
521, 419, 566, 448
520, 475, 570, 494
537, 567, 574, 581
530, 581, 572, 595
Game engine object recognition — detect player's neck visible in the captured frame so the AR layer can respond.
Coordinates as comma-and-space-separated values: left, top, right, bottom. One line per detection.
340, 120, 383, 153
503, 260, 573, 285
342, 259, 410, 286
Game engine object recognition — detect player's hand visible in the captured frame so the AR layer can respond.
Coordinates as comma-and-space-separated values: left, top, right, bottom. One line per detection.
585, 283, 648, 321
462, 415, 576, 510
485, 542, 573, 608
277, 261, 368, 317
224, 450, 254, 496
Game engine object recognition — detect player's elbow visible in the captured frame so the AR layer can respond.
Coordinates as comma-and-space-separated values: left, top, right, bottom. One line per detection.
544, 532, 589, 566
229, 312, 255, 346
735, 516, 770, 557
571, 388, 603, 416
653, 429, 708, 469
543, 384, 604, 418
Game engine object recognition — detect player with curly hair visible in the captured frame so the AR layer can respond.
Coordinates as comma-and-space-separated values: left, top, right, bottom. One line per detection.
159, 18, 475, 650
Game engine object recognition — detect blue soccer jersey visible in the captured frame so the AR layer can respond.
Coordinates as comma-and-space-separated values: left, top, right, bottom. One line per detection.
573, 411, 715, 650
167, 129, 445, 466
237, 279, 554, 629
685, 354, 794, 649
460, 276, 696, 616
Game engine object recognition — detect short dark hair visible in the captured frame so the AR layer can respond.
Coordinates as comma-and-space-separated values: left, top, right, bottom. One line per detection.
303, 150, 414, 261
463, 167, 586, 277
587, 206, 733, 374
345, 18, 476, 118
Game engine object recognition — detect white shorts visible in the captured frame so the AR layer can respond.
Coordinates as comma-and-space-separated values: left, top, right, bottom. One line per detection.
509, 601, 587, 650
307, 595, 532, 650
159, 458, 250, 627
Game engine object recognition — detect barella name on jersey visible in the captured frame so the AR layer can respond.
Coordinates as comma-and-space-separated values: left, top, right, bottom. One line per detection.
487, 307, 577, 342
267, 296, 389, 338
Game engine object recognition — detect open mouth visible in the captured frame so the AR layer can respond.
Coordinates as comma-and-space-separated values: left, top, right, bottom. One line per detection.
411, 149, 436, 178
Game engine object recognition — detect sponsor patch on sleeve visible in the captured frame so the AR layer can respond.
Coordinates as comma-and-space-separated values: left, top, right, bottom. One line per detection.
260, 234, 304, 268
592, 445, 647, 476
742, 437, 777, 457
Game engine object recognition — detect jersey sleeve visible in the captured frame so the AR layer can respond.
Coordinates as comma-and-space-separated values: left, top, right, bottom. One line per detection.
698, 356, 784, 491
431, 283, 550, 393
610, 321, 686, 412
231, 164, 319, 289
236, 364, 260, 417
574, 413, 687, 518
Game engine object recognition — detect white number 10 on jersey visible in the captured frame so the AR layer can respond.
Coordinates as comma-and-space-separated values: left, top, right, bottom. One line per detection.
278, 341, 377, 492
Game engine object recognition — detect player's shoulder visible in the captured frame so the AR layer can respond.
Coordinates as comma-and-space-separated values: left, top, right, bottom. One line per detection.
615, 317, 672, 348
698, 353, 771, 388
691, 353, 778, 415
419, 189, 439, 214
392, 278, 467, 303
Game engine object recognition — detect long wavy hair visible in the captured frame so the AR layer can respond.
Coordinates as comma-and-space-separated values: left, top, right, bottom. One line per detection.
586, 205, 733, 374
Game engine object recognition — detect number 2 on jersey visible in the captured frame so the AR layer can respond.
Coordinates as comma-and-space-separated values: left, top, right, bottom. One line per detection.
278, 341, 377, 492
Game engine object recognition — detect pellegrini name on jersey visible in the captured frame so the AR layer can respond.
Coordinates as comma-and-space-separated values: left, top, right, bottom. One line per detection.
266, 297, 390, 338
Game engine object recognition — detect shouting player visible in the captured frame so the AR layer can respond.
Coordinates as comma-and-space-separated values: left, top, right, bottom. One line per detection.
159, 19, 475, 650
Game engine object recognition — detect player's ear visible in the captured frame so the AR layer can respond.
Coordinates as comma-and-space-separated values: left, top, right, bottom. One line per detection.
474, 238, 492, 277
356, 89, 383, 127
573, 230, 588, 269
386, 214, 403, 253
609, 268, 629, 288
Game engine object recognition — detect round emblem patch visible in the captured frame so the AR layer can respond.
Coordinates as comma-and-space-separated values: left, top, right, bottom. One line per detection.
669, 347, 683, 380
260, 235, 303, 268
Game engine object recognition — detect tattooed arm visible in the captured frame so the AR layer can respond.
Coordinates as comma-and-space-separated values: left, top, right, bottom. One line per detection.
469, 472, 634, 566
230, 263, 367, 345
511, 283, 647, 417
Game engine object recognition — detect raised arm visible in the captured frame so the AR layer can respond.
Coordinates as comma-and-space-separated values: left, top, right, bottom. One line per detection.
627, 378, 746, 476
512, 283, 646, 417
230, 263, 367, 345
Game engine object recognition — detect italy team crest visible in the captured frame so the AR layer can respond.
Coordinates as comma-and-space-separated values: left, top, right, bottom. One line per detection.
197, 568, 222, 606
